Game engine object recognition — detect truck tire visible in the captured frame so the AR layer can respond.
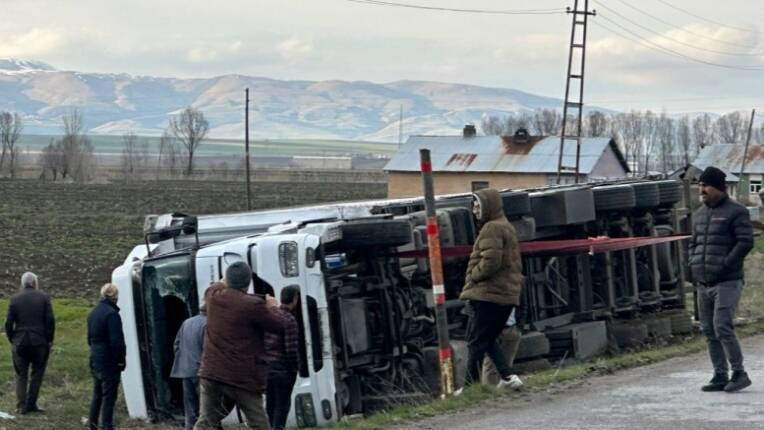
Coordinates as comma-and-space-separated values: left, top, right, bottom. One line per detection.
335, 219, 412, 248
611, 320, 648, 349
644, 316, 672, 338
592, 184, 636, 212
630, 182, 660, 209
514, 331, 551, 361
665, 310, 693, 335
511, 216, 536, 242
655, 180, 683, 207
501, 191, 532, 219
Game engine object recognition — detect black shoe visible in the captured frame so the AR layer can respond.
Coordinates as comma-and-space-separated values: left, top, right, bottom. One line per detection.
724, 371, 752, 393
24, 405, 45, 413
15, 407, 26, 415
701, 372, 729, 392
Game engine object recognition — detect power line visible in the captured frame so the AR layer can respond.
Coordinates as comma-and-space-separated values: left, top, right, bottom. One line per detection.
593, 14, 764, 71
593, 1, 764, 57
612, 0, 764, 52
654, 0, 763, 35
345, 0, 567, 15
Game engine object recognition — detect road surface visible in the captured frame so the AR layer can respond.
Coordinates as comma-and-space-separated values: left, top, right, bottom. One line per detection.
396, 335, 764, 430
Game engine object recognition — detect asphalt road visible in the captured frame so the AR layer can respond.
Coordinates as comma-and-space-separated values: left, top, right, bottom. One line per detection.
397, 335, 764, 430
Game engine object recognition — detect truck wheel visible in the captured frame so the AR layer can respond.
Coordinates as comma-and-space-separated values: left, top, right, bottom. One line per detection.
592, 184, 636, 212
501, 191, 532, 219
630, 182, 660, 209
655, 180, 683, 207
514, 331, 551, 361
666, 310, 693, 335
611, 320, 648, 349
644, 316, 672, 338
335, 219, 412, 248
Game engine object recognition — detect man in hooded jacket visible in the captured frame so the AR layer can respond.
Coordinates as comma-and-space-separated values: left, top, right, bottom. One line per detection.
459, 188, 523, 391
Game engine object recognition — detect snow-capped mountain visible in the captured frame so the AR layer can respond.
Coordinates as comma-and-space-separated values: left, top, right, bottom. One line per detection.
0, 58, 574, 141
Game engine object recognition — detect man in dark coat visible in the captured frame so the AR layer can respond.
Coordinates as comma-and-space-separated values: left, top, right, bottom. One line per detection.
194, 262, 282, 430
171, 303, 208, 430
458, 189, 523, 392
690, 166, 754, 393
87, 284, 126, 430
265, 285, 301, 430
4, 272, 55, 414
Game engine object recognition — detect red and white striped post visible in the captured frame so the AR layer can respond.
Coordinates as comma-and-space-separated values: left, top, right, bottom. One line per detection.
419, 148, 454, 397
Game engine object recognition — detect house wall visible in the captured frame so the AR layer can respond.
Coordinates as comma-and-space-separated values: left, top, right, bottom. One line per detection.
387, 172, 547, 198
589, 146, 628, 179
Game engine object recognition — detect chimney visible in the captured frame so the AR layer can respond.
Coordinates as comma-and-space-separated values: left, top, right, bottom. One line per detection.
513, 128, 530, 144
463, 124, 476, 138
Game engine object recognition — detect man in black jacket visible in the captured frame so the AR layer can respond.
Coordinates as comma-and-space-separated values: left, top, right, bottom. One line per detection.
87, 284, 126, 430
689, 166, 754, 393
4, 272, 54, 414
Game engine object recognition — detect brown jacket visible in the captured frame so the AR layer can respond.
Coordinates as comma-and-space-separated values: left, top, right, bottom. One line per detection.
459, 188, 523, 306
198, 282, 283, 393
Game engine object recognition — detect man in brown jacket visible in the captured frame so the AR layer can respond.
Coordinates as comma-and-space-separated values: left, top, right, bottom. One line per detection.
459, 188, 523, 391
4, 272, 55, 414
194, 262, 283, 429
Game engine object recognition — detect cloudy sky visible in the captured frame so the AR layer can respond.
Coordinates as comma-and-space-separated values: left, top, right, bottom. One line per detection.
4, 0, 764, 114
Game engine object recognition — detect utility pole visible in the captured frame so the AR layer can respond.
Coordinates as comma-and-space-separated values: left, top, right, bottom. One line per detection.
245, 88, 252, 210
419, 149, 454, 398
738, 108, 756, 205
398, 104, 404, 148
556, 0, 595, 184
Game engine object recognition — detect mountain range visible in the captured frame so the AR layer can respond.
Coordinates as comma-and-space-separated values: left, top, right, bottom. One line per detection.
0, 58, 584, 141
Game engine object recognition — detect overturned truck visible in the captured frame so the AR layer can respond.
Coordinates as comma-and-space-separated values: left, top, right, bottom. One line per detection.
112, 178, 692, 427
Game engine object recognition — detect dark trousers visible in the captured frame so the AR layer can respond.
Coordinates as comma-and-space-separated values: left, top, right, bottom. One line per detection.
698, 281, 745, 374
89, 372, 120, 430
464, 301, 514, 386
182, 377, 200, 430
266, 369, 297, 430
11, 343, 50, 411
194, 378, 269, 430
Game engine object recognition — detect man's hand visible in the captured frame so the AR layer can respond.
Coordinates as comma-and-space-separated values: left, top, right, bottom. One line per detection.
265, 294, 279, 309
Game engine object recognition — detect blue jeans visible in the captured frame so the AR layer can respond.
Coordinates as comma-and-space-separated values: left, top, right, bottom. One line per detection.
698, 280, 744, 373
183, 377, 200, 430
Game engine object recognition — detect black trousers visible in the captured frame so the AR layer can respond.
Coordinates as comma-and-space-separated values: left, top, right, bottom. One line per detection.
12, 343, 50, 411
89, 372, 120, 430
464, 301, 514, 386
266, 369, 297, 430
182, 377, 200, 430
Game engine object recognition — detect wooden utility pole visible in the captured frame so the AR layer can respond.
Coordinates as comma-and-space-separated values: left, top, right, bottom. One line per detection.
738, 108, 756, 205
245, 88, 252, 210
419, 149, 454, 397
556, 0, 595, 184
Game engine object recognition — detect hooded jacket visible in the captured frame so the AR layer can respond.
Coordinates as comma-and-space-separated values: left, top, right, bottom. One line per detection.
459, 188, 523, 305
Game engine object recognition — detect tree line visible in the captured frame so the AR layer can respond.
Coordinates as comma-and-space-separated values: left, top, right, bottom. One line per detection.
481, 109, 763, 175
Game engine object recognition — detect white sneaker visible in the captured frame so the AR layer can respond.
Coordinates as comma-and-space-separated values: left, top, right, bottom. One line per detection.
454, 387, 464, 396
497, 374, 523, 390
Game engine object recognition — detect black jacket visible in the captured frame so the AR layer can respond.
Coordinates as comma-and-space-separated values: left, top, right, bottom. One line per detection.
4, 287, 55, 347
87, 299, 126, 375
689, 195, 754, 284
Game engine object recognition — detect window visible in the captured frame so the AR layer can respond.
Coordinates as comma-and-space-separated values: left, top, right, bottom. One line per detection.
750, 180, 762, 194
471, 181, 489, 192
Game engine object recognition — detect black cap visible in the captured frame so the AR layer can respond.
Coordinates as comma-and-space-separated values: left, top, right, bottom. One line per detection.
699, 166, 726, 192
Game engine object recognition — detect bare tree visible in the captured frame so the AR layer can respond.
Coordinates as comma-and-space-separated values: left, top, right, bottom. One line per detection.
585, 111, 609, 137
676, 116, 693, 167
656, 112, 675, 173
0, 112, 23, 178
120, 131, 149, 178
716, 111, 747, 144
480, 115, 505, 136
39, 139, 63, 181
532, 109, 562, 135
169, 107, 209, 176
58, 109, 96, 182
692, 113, 715, 152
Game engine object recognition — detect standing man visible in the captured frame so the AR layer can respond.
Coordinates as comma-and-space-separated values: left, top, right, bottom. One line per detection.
171, 303, 208, 430
194, 262, 283, 429
87, 284, 126, 430
265, 285, 301, 430
459, 188, 523, 391
690, 166, 754, 393
4, 272, 54, 415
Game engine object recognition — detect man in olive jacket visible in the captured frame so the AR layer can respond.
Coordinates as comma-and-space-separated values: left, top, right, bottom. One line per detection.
689, 166, 754, 393
459, 188, 523, 390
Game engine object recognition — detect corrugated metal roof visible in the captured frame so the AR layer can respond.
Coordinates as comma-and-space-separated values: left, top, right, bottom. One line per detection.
384, 135, 623, 174
692, 144, 764, 175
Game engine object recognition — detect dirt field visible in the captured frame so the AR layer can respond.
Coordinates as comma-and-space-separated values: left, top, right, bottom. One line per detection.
0, 179, 387, 299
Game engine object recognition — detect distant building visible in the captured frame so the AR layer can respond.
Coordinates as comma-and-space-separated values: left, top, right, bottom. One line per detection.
691, 144, 764, 202
384, 127, 629, 198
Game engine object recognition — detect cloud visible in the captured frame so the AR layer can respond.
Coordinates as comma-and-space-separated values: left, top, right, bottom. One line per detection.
276, 36, 314, 60
0, 28, 64, 57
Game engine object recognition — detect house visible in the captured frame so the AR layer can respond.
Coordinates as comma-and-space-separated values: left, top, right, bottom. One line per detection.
691, 144, 764, 202
384, 127, 630, 198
